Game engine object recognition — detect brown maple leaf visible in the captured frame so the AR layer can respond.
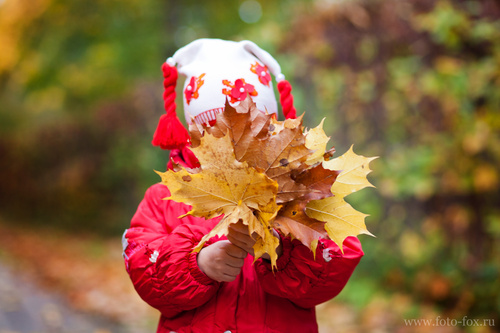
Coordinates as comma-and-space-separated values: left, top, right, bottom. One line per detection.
274, 200, 328, 248
293, 163, 340, 202
239, 115, 313, 203
189, 97, 271, 157
271, 164, 339, 250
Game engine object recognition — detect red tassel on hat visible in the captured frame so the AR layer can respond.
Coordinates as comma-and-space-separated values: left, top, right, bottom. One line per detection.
277, 80, 297, 119
152, 62, 191, 150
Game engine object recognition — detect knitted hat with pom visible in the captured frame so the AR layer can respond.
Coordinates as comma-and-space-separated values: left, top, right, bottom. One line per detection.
152, 38, 297, 150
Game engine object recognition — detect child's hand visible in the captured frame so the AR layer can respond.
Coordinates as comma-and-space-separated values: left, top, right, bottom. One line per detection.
227, 220, 283, 261
197, 240, 247, 282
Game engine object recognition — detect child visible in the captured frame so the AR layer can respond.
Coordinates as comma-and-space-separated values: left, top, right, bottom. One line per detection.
122, 39, 364, 333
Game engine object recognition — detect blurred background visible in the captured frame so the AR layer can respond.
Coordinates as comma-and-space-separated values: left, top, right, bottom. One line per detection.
0, 0, 499, 332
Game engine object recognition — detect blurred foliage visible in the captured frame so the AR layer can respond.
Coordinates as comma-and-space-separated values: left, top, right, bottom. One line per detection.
0, 0, 167, 234
280, 0, 500, 324
0, 0, 308, 234
1, 0, 499, 328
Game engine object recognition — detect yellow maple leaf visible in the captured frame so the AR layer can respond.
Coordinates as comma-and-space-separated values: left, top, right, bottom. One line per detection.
305, 195, 374, 253
324, 145, 378, 198
305, 146, 377, 252
156, 133, 281, 266
253, 201, 281, 265
304, 118, 330, 166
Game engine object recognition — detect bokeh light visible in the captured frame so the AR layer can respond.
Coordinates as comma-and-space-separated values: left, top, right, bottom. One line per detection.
239, 0, 262, 24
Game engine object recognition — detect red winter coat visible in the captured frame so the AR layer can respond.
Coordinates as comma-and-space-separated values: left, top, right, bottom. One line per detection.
123, 148, 364, 333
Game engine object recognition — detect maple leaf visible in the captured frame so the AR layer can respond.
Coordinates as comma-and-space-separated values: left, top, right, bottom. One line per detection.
324, 145, 377, 197
304, 118, 332, 165
189, 98, 271, 158
305, 196, 374, 253
304, 146, 377, 252
293, 163, 340, 201
270, 163, 339, 250
240, 115, 308, 173
156, 132, 281, 266
215, 98, 272, 158
240, 115, 313, 203
252, 200, 282, 265
188, 121, 206, 149
274, 200, 328, 248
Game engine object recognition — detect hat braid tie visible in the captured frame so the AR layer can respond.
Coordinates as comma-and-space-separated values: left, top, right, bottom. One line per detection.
152, 61, 191, 150
162, 62, 178, 116
277, 80, 297, 119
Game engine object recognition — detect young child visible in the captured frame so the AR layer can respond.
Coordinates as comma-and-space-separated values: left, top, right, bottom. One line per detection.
122, 38, 364, 333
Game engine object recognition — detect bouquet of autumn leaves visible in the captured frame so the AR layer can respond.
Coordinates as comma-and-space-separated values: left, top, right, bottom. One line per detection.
156, 98, 376, 268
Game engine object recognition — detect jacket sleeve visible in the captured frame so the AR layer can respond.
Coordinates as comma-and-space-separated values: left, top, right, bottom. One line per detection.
254, 235, 363, 308
122, 184, 220, 318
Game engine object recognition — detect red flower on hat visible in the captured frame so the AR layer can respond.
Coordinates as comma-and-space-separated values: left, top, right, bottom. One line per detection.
222, 78, 258, 103
184, 73, 205, 105
250, 62, 271, 86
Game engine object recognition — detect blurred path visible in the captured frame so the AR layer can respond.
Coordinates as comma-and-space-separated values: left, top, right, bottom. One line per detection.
0, 261, 124, 333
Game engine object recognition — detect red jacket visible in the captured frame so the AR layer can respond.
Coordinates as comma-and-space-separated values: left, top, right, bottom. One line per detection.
123, 149, 364, 333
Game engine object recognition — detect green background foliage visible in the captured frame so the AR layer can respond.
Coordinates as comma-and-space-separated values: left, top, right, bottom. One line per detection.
1, 0, 499, 329
279, 0, 500, 322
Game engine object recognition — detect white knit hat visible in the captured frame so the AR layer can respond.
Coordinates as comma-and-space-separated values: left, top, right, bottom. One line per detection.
152, 38, 297, 150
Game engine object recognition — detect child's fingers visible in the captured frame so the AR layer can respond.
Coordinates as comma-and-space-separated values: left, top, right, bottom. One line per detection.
227, 234, 253, 254
227, 227, 256, 253
221, 273, 239, 282
223, 264, 242, 278
197, 241, 247, 282
224, 242, 248, 259
224, 253, 246, 268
